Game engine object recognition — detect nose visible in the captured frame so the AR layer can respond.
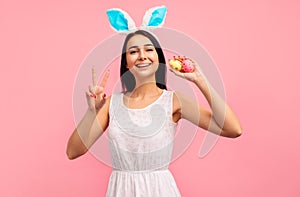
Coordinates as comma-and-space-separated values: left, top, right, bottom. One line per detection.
138, 50, 147, 60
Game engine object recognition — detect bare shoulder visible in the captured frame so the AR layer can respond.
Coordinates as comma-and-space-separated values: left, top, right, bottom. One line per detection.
172, 91, 181, 112
173, 90, 197, 105
172, 91, 201, 120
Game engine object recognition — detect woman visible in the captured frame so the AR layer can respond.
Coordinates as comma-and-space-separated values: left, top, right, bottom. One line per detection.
66, 30, 242, 196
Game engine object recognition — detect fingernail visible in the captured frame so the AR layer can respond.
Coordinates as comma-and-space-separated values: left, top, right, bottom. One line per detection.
103, 93, 106, 98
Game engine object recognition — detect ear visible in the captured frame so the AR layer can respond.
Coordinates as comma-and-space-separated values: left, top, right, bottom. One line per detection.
106, 8, 136, 32
141, 6, 167, 28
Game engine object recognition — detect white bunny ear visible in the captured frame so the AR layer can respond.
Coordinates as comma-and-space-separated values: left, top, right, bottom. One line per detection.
106, 8, 136, 32
141, 6, 167, 28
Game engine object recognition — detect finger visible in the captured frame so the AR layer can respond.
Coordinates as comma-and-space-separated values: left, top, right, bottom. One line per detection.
86, 91, 96, 99
94, 86, 104, 95
89, 85, 98, 98
89, 85, 95, 94
86, 91, 96, 111
92, 66, 97, 86
169, 69, 187, 80
96, 92, 106, 100
169, 68, 184, 77
99, 69, 110, 88
187, 57, 198, 67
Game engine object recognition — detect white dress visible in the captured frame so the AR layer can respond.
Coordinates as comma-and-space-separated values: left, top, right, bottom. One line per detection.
106, 89, 181, 197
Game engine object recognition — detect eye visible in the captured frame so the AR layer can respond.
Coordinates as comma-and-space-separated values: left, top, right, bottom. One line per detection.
129, 50, 137, 54
146, 48, 154, 52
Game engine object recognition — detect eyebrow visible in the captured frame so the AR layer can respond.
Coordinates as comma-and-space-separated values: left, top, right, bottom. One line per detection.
128, 44, 154, 50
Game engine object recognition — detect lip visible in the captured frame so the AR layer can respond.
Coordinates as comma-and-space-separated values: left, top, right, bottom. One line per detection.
135, 63, 151, 68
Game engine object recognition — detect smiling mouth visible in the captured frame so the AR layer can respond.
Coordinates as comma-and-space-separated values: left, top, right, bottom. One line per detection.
136, 63, 151, 68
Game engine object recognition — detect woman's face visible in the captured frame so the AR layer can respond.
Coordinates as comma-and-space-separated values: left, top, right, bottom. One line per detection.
125, 34, 159, 79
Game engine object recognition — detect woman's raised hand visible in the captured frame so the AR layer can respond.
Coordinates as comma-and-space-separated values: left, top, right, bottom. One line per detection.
86, 66, 110, 112
168, 57, 206, 84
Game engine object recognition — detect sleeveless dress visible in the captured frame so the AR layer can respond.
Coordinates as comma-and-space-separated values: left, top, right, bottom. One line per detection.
106, 89, 181, 197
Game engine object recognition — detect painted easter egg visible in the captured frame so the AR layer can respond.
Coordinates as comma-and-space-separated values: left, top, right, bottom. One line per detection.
169, 59, 182, 71
181, 59, 194, 72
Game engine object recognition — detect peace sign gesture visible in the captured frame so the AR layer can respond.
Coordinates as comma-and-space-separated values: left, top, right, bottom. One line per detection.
86, 66, 110, 112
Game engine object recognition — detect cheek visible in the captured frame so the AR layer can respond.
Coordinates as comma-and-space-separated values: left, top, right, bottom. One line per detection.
153, 55, 159, 65
152, 53, 159, 62
126, 56, 134, 69
127, 65, 134, 69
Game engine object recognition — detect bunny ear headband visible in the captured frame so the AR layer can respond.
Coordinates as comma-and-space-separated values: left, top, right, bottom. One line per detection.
106, 5, 167, 33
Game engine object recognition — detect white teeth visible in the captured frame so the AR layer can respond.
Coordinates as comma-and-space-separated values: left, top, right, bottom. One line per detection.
136, 63, 151, 68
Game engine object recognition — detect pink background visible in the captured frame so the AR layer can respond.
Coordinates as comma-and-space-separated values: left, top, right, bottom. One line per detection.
1, 0, 300, 196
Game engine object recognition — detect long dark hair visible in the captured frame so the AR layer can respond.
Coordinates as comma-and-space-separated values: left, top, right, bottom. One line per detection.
120, 30, 167, 92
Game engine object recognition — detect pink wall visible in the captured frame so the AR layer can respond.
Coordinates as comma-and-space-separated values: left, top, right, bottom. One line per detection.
1, 0, 300, 196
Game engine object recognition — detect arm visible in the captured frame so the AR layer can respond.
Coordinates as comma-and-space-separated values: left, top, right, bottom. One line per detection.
170, 58, 242, 138
195, 78, 242, 137
66, 68, 110, 160
66, 96, 110, 160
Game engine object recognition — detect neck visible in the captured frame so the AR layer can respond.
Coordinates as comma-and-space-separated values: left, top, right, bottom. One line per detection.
134, 74, 156, 88
130, 82, 163, 98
